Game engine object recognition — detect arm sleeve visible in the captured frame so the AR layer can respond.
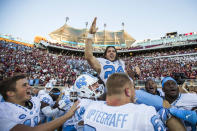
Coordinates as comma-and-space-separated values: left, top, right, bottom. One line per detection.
135, 90, 163, 111
41, 106, 59, 117
0, 118, 18, 131
169, 108, 197, 125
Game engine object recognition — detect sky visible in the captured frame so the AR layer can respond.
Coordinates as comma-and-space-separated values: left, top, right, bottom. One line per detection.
0, 0, 197, 43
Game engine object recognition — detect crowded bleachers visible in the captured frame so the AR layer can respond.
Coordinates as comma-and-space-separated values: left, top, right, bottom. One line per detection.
1, 35, 197, 88
0, 40, 96, 86
124, 54, 197, 80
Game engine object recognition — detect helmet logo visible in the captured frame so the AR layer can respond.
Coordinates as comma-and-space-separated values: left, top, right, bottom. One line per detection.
76, 76, 87, 89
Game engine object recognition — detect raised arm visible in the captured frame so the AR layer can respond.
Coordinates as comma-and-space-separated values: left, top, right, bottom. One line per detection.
85, 17, 101, 74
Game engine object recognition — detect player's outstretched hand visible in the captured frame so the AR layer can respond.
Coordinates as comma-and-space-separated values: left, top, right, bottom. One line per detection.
89, 17, 98, 34
66, 100, 80, 118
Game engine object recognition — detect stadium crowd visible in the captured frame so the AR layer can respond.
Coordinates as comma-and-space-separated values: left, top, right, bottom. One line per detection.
1, 39, 197, 87
0, 40, 96, 86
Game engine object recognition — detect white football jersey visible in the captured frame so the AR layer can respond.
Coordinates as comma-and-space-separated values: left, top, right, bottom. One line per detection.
57, 96, 78, 126
62, 88, 70, 97
39, 93, 54, 106
157, 88, 165, 97
171, 93, 197, 110
39, 93, 56, 121
97, 58, 125, 84
58, 98, 93, 127
76, 98, 93, 122
170, 94, 197, 131
37, 89, 47, 99
83, 101, 165, 131
0, 97, 41, 131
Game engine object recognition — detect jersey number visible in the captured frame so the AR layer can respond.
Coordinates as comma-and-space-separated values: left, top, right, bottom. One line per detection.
103, 65, 124, 79
23, 116, 39, 126
151, 115, 165, 131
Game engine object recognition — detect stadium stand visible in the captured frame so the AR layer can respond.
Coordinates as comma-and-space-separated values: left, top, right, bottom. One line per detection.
0, 32, 197, 89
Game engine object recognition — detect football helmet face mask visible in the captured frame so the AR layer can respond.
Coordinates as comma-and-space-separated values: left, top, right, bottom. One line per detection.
69, 86, 78, 102
74, 74, 104, 99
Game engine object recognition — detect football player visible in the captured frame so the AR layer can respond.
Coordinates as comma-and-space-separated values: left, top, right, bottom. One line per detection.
0, 74, 79, 131
83, 73, 165, 131
161, 77, 197, 130
144, 78, 164, 97
39, 88, 64, 122
58, 73, 104, 131
85, 17, 140, 85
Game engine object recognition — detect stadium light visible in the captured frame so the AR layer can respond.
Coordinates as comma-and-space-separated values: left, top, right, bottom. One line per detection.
122, 22, 125, 30
65, 17, 69, 24
85, 22, 88, 29
104, 23, 107, 30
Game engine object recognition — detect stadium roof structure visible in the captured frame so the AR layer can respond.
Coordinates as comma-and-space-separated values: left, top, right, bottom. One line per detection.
49, 24, 136, 47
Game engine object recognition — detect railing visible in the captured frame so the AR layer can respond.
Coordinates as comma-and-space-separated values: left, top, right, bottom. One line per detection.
135, 79, 197, 88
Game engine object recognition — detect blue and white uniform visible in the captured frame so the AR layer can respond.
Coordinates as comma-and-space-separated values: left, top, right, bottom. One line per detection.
97, 58, 125, 84
83, 101, 165, 131
136, 91, 197, 130
76, 99, 93, 124
39, 93, 55, 107
37, 89, 47, 99
58, 97, 93, 131
157, 88, 165, 97
0, 97, 41, 131
57, 96, 78, 130
170, 93, 197, 110
170, 93, 197, 131
39, 93, 58, 122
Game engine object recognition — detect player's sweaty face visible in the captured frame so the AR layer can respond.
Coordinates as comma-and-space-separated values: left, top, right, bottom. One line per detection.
106, 47, 116, 61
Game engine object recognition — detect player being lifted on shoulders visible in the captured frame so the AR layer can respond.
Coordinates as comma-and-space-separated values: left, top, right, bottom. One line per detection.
85, 17, 140, 85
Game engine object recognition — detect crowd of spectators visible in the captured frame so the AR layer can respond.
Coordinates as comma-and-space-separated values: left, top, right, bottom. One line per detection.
165, 39, 197, 46
0, 40, 96, 86
124, 55, 197, 81
134, 48, 197, 58
1, 39, 197, 87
